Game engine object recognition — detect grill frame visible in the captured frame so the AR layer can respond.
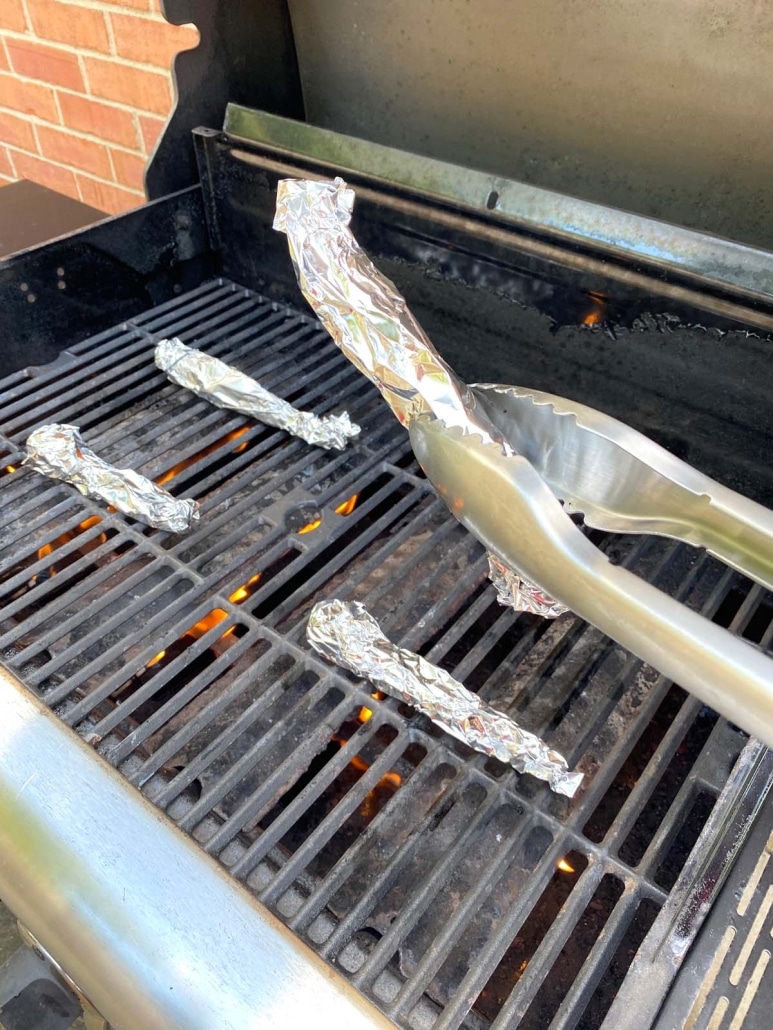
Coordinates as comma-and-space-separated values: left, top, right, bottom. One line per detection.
1, 268, 771, 1028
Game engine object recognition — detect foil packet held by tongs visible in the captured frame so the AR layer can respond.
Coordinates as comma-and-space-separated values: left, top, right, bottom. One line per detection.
275, 175, 773, 751
24, 423, 199, 532
307, 599, 583, 797
155, 337, 361, 451
273, 175, 563, 617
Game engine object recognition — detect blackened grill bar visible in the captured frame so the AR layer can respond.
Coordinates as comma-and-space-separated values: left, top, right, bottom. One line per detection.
0, 112, 772, 1030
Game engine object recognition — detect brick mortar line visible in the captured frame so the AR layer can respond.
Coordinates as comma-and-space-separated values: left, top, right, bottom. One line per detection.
105, 144, 117, 182
18, 0, 33, 34
0, 25, 196, 76
28, 119, 41, 156
102, 4, 117, 59
0, 103, 153, 158
3, 144, 18, 180
4, 140, 144, 197
50, 85, 64, 126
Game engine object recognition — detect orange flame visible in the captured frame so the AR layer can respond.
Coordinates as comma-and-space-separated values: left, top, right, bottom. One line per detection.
144, 605, 236, 671
37, 515, 106, 570
4, 465, 18, 474
557, 858, 575, 873
335, 493, 359, 516
156, 426, 249, 486
228, 573, 262, 604
358, 706, 373, 723
582, 291, 607, 327
297, 518, 322, 535
186, 608, 229, 638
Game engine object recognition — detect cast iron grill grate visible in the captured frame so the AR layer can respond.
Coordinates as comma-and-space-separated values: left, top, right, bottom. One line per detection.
0, 278, 768, 1029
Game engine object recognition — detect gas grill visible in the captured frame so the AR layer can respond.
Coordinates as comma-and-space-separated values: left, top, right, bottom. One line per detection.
2, 9, 773, 1027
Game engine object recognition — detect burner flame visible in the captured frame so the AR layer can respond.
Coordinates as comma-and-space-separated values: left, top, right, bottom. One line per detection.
37, 515, 106, 572
228, 573, 262, 604
155, 426, 249, 486
335, 493, 359, 516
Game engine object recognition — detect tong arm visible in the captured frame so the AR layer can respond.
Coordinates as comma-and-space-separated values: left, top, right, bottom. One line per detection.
472, 383, 773, 593
410, 417, 773, 749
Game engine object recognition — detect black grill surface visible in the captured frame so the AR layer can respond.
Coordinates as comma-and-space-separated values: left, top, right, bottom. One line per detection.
0, 278, 768, 1029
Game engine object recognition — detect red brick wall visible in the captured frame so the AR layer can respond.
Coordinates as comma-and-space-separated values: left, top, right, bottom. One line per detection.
0, 0, 198, 214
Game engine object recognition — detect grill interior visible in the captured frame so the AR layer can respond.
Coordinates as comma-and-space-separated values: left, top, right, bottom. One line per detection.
0, 277, 769, 1029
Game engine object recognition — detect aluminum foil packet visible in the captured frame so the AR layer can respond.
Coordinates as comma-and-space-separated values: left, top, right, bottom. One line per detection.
307, 598, 583, 798
274, 177, 569, 620
155, 337, 360, 451
273, 177, 498, 444
24, 423, 199, 533
487, 554, 569, 618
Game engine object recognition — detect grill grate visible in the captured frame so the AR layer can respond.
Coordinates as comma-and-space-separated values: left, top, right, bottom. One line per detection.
0, 278, 769, 1029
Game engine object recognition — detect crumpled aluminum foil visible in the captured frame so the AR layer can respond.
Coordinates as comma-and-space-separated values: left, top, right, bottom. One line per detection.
274, 176, 568, 619
307, 598, 583, 798
155, 337, 360, 451
487, 554, 569, 618
24, 423, 199, 532
274, 177, 499, 444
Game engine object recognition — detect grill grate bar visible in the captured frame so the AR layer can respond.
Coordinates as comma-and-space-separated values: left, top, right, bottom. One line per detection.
547, 890, 646, 1030
0, 335, 151, 440
126, 278, 235, 332
347, 787, 508, 985
258, 482, 431, 628
0, 493, 93, 565
123, 638, 288, 787
0, 277, 768, 1030
227, 710, 395, 881
0, 531, 126, 625
387, 809, 545, 1018
203, 706, 407, 862
0, 490, 82, 558
432, 832, 572, 1030
487, 860, 609, 1030
63, 607, 249, 730
200, 702, 395, 857
174, 672, 342, 833
259, 739, 453, 910
281, 749, 459, 932
0, 545, 154, 662
18, 564, 190, 688
87, 624, 262, 743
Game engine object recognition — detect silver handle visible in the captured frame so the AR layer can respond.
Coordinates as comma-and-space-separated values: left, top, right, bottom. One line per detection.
410, 418, 773, 749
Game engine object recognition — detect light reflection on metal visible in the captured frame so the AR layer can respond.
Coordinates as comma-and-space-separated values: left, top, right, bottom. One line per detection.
0, 663, 395, 1030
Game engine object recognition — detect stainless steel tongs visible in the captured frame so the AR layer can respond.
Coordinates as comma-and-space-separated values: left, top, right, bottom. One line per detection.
274, 177, 773, 749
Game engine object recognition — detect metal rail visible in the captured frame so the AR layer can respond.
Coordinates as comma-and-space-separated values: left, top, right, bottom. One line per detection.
0, 662, 394, 1030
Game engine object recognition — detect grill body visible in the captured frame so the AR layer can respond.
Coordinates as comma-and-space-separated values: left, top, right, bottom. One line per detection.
0, 122, 772, 1030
